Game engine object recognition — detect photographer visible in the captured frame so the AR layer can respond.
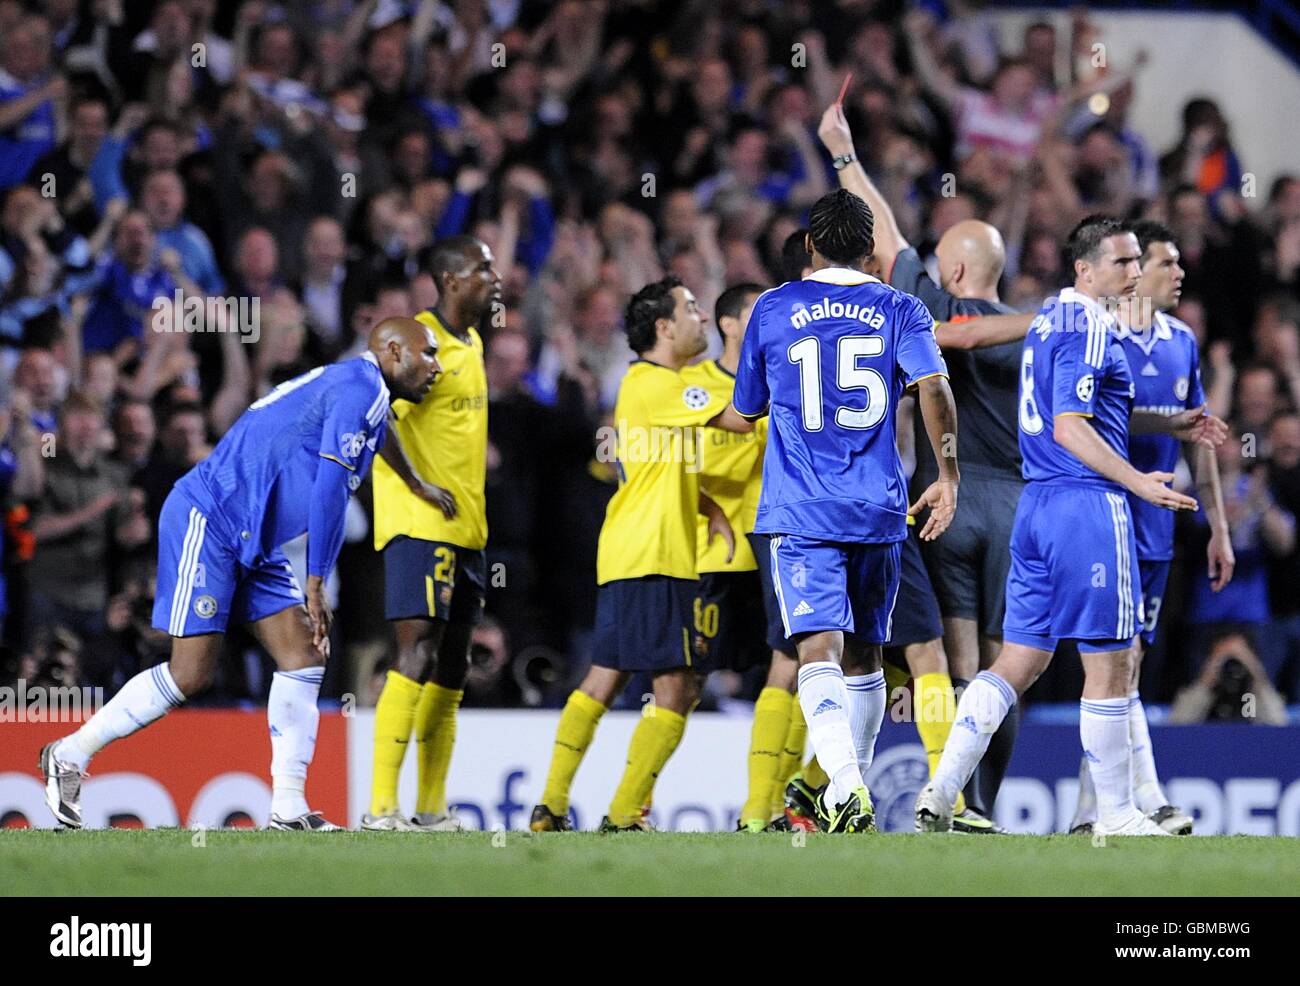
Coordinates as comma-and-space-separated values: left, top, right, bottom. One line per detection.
1169, 631, 1288, 724
1184, 423, 1295, 682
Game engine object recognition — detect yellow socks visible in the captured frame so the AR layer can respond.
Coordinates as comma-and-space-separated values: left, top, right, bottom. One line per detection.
741, 687, 792, 824
771, 689, 806, 815
369, 670, 422, 816
540, 690, 607, 814
803, 754, 829, 790
607, 707, 687, 826
414, 682, 463, 816
914, 671, 966, 815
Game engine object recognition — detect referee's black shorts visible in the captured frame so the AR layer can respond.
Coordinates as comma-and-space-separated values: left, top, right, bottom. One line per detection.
918, 473, 1024, 639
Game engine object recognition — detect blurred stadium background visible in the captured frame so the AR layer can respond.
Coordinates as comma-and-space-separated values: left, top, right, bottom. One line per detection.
1, 0, 1299, 835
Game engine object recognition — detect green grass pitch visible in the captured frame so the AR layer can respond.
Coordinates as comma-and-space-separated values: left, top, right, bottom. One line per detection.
2, 830, 1297, 896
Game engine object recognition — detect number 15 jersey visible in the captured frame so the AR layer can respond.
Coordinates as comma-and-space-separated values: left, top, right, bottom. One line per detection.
733, 267, 947, 544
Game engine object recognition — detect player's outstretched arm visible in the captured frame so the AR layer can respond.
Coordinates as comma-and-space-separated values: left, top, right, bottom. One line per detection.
817, 102, 907, 274
934, 312, 1035, 351
377, 411, 457, 518
910, 375, 960, 540
1054, 414, 1198, 511
708, 403, 757, 433
1193, 444, 1235, 591
1130, 404, 1228, 449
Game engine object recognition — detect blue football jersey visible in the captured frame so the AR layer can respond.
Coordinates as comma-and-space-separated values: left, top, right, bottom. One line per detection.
1119, 311, 1206, 560
1018, 288, 1135, 487
177, 353, 390, 564
733, 267, 948, 543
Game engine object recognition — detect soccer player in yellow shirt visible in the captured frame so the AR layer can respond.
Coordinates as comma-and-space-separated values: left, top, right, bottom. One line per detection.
363, 236, 498, 831
529, 276, 750, 832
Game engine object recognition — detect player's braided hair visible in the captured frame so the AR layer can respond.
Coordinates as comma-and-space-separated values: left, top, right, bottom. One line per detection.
625, 275, 683, 355
808, 189, 875, 266
1065, 214, 1130, 268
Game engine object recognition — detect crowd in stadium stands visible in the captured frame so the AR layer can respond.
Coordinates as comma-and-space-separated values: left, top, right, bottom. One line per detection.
1, 0, 1298, 714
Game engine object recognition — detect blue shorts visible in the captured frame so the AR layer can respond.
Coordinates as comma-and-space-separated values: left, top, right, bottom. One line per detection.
152, 488, 303, 637
746, 533, 795, 657
382, 536, 486, 624
1003, 483, 1140, 653
769, 534, 902, 644
591, 576, 696, 672
884, 527, 943, 649
1137, 559, 1171, 647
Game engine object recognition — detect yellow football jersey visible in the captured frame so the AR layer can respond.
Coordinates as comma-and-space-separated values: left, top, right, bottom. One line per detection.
685, 360, 765, 574
595, 360, 730, 584
373, 310, 488, 551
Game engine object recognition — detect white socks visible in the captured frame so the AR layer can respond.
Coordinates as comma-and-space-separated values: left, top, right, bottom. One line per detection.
844, 671, 886, 777
932, 670, 1015, 807
55, 663, 185, 771
1072, 691, 1168, 826
1080, 696, 1134, 825
268, 666, 325, 820
1127, 691, 1166, 813
797, 662, 863, 807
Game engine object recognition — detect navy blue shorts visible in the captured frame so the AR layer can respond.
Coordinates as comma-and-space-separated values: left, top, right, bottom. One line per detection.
1138, 559, 1171, 647
693, 570, 769, 671
768, 534, 902, 644
591, 576, 696, 672
152, 488, 302, 636
1003, 483, 1140, 652
746, 533, 796, 657
884, 528, 944, 649
383, 536, 486, 624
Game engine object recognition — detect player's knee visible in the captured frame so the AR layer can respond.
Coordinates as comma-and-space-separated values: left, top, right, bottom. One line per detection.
579, 667, 625, 707
765, 651, 797, 690
168, 661, 212, 698
653, 670, 702, 714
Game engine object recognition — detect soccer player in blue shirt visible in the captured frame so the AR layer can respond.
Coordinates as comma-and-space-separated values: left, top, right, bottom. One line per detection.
1070, 221, 1234, 835
41, 317, 443, 831
731, 188, 961, 833
917, 216, 1226, 837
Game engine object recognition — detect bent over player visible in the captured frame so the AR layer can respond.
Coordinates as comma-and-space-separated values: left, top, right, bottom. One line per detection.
41, 317, 441, 830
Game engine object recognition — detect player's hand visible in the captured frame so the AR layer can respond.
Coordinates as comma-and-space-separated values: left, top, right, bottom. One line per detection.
701, 496, 735, 563
707, 513, 735, 564
1207, 526, 1236, 592
817, 102, 855, 159
1170, 405, 1228, 449
411, 478, 457, 519
908, 479, 957, 541
306, 575, 332, 657
1133, 471, 1198, 511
